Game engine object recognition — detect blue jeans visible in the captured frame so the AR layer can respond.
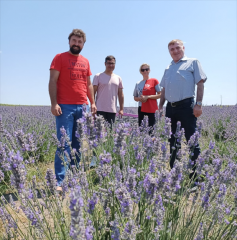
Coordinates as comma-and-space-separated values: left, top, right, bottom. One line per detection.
54, 104, 85, 185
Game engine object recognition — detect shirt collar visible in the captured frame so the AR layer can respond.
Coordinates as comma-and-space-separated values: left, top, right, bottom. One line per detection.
171, 55, 188, 64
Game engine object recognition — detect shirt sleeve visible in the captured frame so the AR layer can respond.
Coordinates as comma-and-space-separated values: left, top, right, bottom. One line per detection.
50, 54, 61, 72
160, 70, 166, 88
133, 84, 138, 97
155, 84, 161, 92
193, 60, 207, 84
93, 74, 99, 86
87, 61, 92, 76
119, 77, 124, 88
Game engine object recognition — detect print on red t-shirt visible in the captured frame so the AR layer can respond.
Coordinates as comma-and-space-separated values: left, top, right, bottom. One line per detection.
50, 52, 92, 105
68, 59, 88, 81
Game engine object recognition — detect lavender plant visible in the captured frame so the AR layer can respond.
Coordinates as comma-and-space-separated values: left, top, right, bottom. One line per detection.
0, 105, 237, 239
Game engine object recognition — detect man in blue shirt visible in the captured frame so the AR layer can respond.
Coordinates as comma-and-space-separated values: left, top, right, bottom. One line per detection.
159, 39, 207, 179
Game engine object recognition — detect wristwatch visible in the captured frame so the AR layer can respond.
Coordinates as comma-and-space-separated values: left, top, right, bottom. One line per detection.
196, 101, 202, 106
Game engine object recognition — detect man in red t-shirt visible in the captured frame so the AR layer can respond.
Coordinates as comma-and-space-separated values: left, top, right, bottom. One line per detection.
49, 29, 96, 189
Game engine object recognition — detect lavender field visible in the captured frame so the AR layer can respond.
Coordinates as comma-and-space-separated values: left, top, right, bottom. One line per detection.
0, 104, 237, 240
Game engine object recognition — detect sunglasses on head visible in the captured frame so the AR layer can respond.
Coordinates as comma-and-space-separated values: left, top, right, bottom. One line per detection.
141, 68, 149, 72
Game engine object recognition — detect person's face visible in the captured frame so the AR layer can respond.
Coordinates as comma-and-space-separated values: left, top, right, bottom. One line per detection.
69, 35, 84, 55
140, 65, 150, 77
168, 42, 185, 62
105, 59, 116, 72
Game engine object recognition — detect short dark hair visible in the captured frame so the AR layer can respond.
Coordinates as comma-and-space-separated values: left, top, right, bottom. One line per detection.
68, 29, 86, 42
105, 55, 116, 63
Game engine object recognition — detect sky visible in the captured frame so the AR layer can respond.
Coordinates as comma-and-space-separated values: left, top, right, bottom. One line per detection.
0, 0, 236, 107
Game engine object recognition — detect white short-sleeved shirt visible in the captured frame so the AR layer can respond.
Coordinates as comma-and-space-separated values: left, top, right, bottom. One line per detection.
93, 72, 123, 113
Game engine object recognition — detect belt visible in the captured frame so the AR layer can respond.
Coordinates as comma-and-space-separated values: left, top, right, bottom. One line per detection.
168, 98, 193, 107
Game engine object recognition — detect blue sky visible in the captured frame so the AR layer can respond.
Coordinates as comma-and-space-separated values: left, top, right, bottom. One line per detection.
0, 0, 236, 106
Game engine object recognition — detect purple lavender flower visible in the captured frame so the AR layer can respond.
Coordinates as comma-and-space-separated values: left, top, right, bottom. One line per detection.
87, 193, 98, 214
45, 168, 57, 194
96, 151, 113, 179
162, 117, 172, 139
174, 122, 185, 147
0, 205, 17, 236
113, 123, 129, 154
196, 121, 203, 134
125, 167, 137, 193
70, 185, 86, 240
94, 114, 106, 143
58, 126, 70, 149
66, 169, 78, 189
141, 115, 149, 129
105, 207, 111, 217
0, 115, 3, 133
78, 170, 89, 192
76, 118, 85, 140
3, 131, 17, 151
188, 131, 200, 149
110, 220, 120, 240
149, 158, 156, 173
99, 151, 112, 165
21, 205, 41, 226
61, 179, 69, 199
8, 151, 27, 193
154, 194, 165, 228
0, 143, 10, 171
174, 121, 181, 138
115, 185, 133, 217
121, 219, 140, 240
169, 161, 183, 192
114, 164, 122, 184
85, 220, 94, 240
143, 173, 157, 202
209, 140, 215, 150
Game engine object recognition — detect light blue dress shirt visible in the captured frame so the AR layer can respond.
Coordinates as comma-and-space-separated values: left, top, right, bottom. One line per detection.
160, 56, 207, 103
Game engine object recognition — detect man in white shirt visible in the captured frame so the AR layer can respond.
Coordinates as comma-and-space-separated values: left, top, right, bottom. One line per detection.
93, 55, 124, 124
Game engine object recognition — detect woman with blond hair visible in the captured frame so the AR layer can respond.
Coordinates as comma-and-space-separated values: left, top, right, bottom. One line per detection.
133, 63, 161, 127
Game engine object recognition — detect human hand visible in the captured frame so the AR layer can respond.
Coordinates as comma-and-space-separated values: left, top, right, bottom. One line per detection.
141, 95, 149, 103
193, 105, 202, 117
119, 109, 123, 117
158, 107, 164, 117
51, 104, 62, 116
91, 103, 97, 115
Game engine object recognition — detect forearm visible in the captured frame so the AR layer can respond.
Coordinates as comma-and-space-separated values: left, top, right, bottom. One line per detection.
87, 84, 95, 105
48, 80, 58, 106
147, 93, 161, 100
118, 92, 124, 110
134, 97, 141, 102
158, 88, 166, 108
196, 80, 204, 102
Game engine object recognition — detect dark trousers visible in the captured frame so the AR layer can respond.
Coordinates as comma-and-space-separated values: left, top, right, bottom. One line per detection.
138, 107, 156, 127
97, 111, 116, 125
165, 98, 200, 177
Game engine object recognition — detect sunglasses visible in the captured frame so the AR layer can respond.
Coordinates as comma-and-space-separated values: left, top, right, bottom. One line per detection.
141, 68, 149, 72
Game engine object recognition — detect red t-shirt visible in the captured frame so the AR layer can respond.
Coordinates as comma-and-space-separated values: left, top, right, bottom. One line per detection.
50, 52, 92, 104
141, 78, 159, 113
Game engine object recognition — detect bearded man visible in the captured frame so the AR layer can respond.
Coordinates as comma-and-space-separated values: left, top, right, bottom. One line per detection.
49, 29, 96, 190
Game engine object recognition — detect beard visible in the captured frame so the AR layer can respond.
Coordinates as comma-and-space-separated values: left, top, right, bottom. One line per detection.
70, 45, 82, 54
